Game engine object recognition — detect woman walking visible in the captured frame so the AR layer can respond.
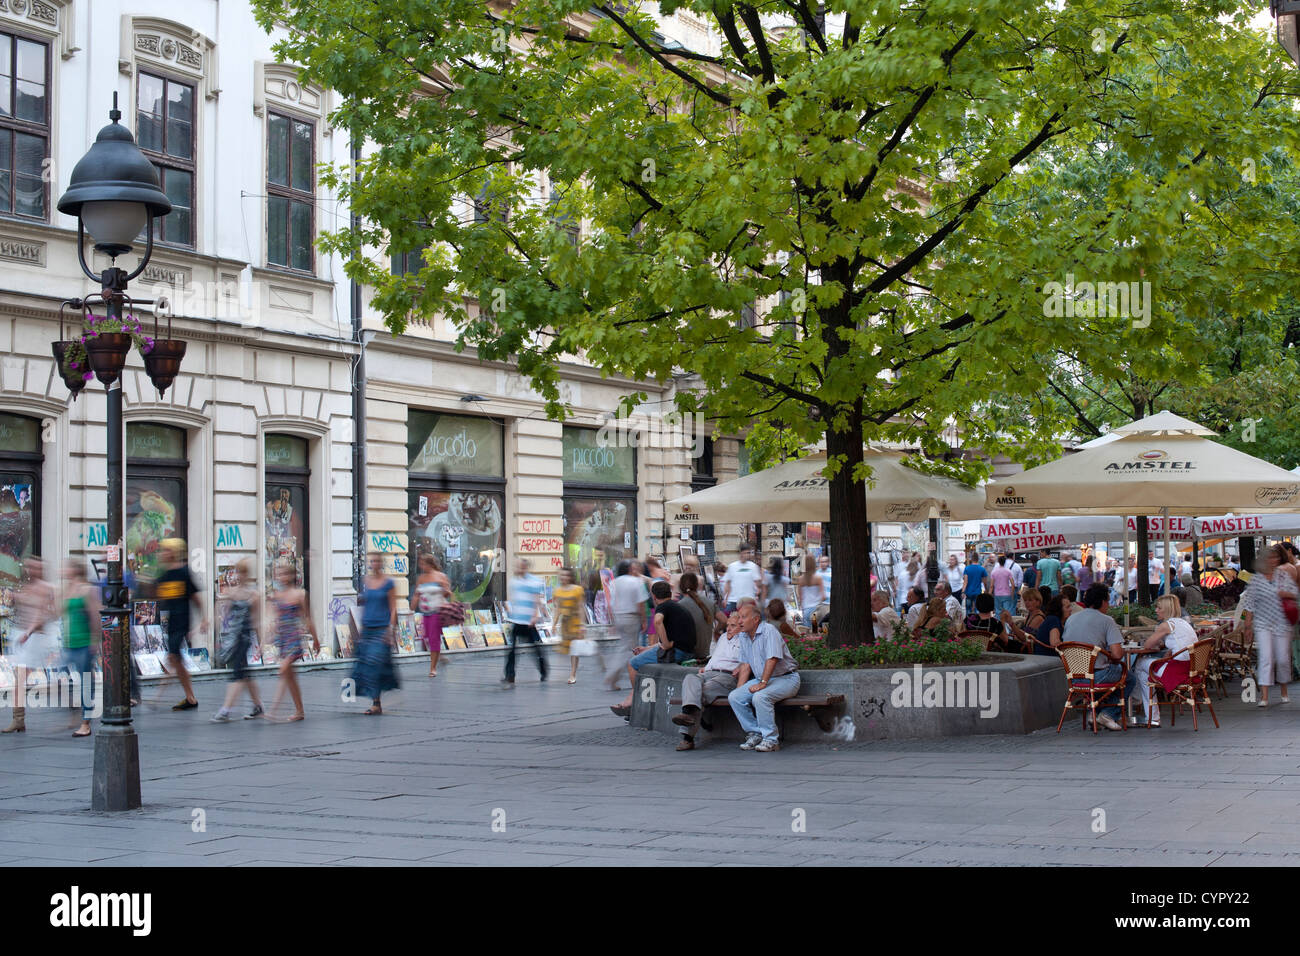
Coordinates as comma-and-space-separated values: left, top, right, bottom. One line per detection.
796, 561, 825, 632
1240, 544, 1298, 708
552, 567, 586, 684
353, 552, 399, 714
60, 559, 99, 738
210, 558, 264, 722
765, 558, 790, 609
415, 554, 451, 677
267, 559, 319, 721
3, 557, 56, 733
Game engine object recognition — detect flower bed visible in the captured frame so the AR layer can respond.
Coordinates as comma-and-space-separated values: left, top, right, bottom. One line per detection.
788, 626, 985, 669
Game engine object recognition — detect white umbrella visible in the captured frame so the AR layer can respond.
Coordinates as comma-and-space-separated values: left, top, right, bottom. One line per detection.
1108, 410, 1218, 436
668, 450, 990, 524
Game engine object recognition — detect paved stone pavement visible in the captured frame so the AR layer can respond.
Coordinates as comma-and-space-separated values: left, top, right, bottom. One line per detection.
2, 652, 1299, 866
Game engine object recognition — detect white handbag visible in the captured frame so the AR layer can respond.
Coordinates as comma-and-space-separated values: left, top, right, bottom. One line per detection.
569, 638, 598, 657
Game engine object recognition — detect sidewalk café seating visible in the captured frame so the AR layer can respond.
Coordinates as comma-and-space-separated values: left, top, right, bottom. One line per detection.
1217, 626, 1255, 687
1147, 638, 1220, 731
1055, 641, 1128, 734
1198, 623, 1231, 700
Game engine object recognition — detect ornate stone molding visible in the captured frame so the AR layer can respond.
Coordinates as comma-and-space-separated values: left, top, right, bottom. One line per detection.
119, 15, 218, 100
253, 62, 328, 129
0, 236, 46, 268
0, 0, 78, 59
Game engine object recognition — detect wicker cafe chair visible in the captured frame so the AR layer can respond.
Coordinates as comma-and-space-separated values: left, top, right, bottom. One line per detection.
1200, 623, 1231, 699
958, 629, 1001, 652
1217, 625, 1256, 687
1055, 642, 1128, 734
1147, 638, 1220, 731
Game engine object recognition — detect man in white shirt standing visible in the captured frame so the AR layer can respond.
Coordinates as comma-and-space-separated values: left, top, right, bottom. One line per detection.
816, 554, 832, 599
722, 548, 764, 614
1148, 554, 1163, 595
604, 559, 649, 691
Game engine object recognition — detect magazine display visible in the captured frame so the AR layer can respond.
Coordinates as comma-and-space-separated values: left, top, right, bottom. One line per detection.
133, 652, 164, 677
441, 627, 466, 650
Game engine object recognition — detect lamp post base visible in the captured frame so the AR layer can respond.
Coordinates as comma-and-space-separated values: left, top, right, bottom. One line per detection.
91, 724, 141, 811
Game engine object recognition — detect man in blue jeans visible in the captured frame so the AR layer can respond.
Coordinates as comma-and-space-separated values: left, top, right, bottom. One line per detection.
728, 602, 801, 752
610, 580, 696, 716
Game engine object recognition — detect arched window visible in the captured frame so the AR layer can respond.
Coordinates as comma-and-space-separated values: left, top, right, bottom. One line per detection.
264, 433, 310, 595
125, 423, 188, 582
0, 412, 42, 587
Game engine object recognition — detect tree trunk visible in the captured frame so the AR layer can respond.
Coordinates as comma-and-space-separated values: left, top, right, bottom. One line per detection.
825, 414, 871, 647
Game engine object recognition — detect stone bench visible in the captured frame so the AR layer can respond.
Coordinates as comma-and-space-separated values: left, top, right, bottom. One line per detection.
668, 693, 846, 732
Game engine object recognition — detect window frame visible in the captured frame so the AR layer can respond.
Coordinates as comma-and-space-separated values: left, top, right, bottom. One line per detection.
0, 28, 51, 223
266, 109, 316, 275
135, 69, 197, 248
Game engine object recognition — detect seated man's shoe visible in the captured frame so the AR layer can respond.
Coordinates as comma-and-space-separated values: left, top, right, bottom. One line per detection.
755, 738, 780, 752
676, 737, 695, 751
672, 705, 699, 729
739, 733, 762, 751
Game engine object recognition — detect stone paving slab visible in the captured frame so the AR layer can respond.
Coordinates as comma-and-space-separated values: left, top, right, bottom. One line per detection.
4, 655, 1300, 865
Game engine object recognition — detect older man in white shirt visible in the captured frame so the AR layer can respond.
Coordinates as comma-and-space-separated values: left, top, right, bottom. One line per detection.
933, 580, 966, 631
673, 612, 749, 751
871, 591, 900, 642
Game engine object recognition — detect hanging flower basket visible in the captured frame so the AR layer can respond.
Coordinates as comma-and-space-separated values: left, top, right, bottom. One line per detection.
142, 339, 186, 396
51, 341, 91, 400
83, 331, 134, 385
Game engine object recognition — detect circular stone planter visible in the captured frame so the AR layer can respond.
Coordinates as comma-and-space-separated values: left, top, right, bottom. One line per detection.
629, 655, 1065, 743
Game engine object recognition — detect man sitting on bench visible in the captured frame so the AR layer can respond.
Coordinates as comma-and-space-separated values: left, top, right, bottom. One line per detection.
673, 608, 749, 751
728, 602, 801, 753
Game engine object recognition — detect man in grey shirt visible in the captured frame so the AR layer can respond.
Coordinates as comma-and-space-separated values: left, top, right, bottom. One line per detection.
727, 602, 801, 752
1062, 583, 1126, 731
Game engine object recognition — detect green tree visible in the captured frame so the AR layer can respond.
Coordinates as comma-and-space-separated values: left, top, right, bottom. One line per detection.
256, 0, 1300, 645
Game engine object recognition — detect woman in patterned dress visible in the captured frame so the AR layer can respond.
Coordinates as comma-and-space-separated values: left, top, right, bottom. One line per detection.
1240, 544, 1299, 708
266, 559, 318, 722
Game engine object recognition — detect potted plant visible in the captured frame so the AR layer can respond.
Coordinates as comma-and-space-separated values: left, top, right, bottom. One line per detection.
50, 341, 93, 400
51, 312, 156, 388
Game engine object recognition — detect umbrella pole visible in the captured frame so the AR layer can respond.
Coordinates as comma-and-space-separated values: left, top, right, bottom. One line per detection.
1170, 509, 1180, 598
1124, 518, 1130, 628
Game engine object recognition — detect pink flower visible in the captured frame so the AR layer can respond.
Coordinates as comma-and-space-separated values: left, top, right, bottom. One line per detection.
82, 371, 93, 381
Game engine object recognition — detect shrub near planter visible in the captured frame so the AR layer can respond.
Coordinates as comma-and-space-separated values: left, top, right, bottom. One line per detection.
790, 626, 984, 669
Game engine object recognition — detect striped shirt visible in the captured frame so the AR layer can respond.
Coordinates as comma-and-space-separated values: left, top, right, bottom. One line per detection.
1240, 571, 1298, 635
508, 574, 546, 625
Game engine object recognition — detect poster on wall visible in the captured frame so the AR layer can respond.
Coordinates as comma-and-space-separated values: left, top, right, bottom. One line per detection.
0, 480, 34, 590
125, 479, 182, 582
264, 483, 306, 588
409, 490, 505, 607
563, 498, 634, 577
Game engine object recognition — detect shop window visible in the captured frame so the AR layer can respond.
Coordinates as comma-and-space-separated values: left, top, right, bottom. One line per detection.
267, 110, 314, 272
264, 434, 310, 594
137, 71, 195, 246
0, 412, 42, 592
562, 426, 637, 578
407, 411, 505, 609
0, 30, 49, 221
125, 423, 188, 583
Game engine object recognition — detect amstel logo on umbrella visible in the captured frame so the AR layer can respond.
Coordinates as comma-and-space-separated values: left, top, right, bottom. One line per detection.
992, 485, 1026, 508
1103, 449, 1195, 473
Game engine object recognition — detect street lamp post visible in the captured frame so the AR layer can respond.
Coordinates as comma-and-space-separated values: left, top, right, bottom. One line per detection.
57, 96, 173, 811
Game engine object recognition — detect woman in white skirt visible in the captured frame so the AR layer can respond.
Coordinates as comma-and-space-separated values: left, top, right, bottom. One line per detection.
1239, 545, 1299, 708
4, 557, 57, 733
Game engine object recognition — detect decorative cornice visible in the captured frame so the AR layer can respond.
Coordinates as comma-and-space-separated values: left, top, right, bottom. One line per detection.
119, 15, 219, 100
0, 0, 77, 59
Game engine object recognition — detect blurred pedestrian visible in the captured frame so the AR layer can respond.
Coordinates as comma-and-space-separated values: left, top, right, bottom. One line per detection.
1240, 544, 1297, 708
796, 561, 825, 629
604, 559, 647, 690
156, 538, 205, 711
765, 557, 790, 608
210, 558, 264, 722
415, 553, 451, 677
553, 567, 586, 684
504, 558, 548, 685
3, 557, 56, 734
267, 559, 318, 721
60, 559, 99, 738
353, 552, 399, 714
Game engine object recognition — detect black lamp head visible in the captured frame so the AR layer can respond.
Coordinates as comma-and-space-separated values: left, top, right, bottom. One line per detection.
57, 97, 171, 258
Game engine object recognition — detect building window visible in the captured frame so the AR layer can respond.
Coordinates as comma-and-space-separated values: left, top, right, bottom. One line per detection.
267, 111, 315, 272
136, 71, 195, 246
548, 180, 578, 246
561, 427, 637, 579
0, 31, 49, 220
125, 423, 188, 583
0, 413, 42, 600
407, 412, 506, 611
264, 434, 310, 596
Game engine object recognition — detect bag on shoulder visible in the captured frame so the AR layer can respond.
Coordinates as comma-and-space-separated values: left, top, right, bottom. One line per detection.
438, 600, 466, 626
1282, 592, 1299, 626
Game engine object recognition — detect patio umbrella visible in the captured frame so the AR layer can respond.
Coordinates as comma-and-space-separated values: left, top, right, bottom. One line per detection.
667, 450, 990, 524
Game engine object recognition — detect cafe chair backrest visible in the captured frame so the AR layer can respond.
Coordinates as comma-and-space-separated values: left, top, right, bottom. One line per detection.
1188, 638, 1216, 682
1056, 642, 1100, 682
